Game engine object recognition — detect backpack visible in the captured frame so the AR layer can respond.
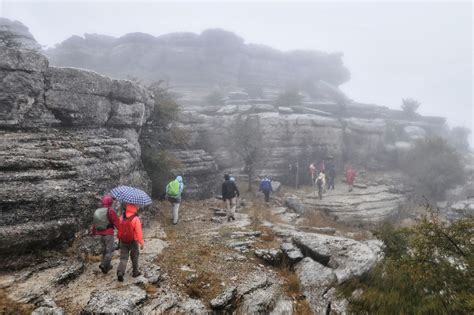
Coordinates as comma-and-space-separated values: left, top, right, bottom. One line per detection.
167, 179, 180, 197
118, 213, 137, 243
261, 180, 271, 191
316, 178, 323, 187
93, 207, 111, 231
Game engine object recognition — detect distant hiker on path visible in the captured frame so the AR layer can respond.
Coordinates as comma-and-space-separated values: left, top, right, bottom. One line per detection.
345, 165, 356, 192
309, 162, 317, 186
117, 203, 144, 281
166, 176, 184, 225
92, 195, 119, 274
328, 164, 336, 190
222, 174, 240, 221
316, 171, 326, 200
259, 176, 273, 202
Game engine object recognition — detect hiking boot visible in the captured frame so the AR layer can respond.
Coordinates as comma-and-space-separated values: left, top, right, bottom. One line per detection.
132, 271, 142, 278
117, 274, 124, 282
99, 264, 107, 274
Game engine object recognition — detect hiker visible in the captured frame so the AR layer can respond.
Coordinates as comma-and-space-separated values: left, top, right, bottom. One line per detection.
309, 162, 317, 186
91, 195, 119, 274
318, 159, 326, 174
327, 164, 336, 190
316, 171, 326, 199
259, 177, 273, 202
166, 176, 184, 225
222, 174, 240, 221
117, 203, 144, 281
345, 165, 356, 192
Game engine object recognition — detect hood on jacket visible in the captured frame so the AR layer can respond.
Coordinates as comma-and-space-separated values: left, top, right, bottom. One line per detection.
125, 203, 139, 218
101, 195, 113, 207
176, 176, 183, 183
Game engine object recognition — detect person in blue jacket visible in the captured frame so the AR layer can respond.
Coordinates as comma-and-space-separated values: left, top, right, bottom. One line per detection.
259, 177, 273, 202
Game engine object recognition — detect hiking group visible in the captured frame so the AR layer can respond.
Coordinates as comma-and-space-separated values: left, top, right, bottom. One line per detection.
309, 160, 357, 199
91, 163, 355, 281
91, 176, 184, 282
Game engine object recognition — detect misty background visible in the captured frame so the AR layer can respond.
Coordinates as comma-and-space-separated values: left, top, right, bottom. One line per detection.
1, 0, 472, 142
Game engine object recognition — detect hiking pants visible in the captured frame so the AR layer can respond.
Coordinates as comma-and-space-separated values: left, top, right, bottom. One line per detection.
262, 190, 270, 202
225, 197, 237, 219
172, 202, 180, 224
97, 234, 115, 270
328, 177, 335, 190
117, 241, 139, 276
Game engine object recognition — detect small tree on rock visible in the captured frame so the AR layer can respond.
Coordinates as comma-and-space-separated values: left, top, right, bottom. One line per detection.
274, 89, 303, 108
231, 114, 265, 191
401, 98, 421, 118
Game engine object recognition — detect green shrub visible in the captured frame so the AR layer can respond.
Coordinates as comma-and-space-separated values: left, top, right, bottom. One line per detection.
342, 214, 474, 314
274, 89, 303, 107
142, 148, 182, 198
401, 98, 421, 118
401, 137, 465, 200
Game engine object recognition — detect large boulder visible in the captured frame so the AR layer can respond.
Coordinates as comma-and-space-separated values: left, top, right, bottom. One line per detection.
0, 20, 153, 260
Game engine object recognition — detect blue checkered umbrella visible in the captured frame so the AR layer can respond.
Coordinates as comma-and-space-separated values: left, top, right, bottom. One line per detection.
110, 185, 152, 206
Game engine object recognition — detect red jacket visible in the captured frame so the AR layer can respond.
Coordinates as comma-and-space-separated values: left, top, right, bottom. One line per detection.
119, 204, 144, 246
346, 168, 356, 185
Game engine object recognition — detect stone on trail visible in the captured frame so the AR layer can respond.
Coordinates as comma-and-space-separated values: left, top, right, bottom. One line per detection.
254, 248, 284, 266
280, 242, 304, 264
82, 285, 146, 314
210, 286, 237, 309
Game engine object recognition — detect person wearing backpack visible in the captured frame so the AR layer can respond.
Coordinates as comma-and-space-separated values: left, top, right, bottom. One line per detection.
316, 171, 326, 200
117, 203, 144, 281
222, 174, 240, 221
166, 176, 184, 225
91, 195, 119, 274
259, 177, 273, 202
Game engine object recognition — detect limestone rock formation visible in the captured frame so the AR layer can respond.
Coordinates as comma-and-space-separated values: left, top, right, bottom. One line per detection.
0, 20, 153, 260
46, 29, 350, 99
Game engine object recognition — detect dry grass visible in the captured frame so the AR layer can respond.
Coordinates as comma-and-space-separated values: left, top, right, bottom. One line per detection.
83, 254, 101, 263
0, 289, 34, 315
143, 283, 158, 295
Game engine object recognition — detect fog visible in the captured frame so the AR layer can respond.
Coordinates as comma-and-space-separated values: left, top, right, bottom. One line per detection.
1, 0, 472, 136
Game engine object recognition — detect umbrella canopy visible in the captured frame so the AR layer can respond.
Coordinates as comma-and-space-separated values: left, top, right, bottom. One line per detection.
110, 185, 152, 206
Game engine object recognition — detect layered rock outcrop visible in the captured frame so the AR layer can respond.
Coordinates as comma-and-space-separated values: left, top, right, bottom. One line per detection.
179, 103, 447, 182
0, 20, 153, 258
46, 29, 350, 100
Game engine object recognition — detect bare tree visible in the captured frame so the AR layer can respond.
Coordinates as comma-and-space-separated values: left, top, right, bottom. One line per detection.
231, 114, 265, 191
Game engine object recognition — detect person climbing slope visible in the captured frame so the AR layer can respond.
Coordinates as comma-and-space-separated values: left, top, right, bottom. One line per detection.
117, 203, 144, 281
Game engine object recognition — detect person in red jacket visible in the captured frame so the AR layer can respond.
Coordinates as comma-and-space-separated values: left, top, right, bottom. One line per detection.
117, 203, 144, 281
345, 165, 356, 192
91, 195, 119, 274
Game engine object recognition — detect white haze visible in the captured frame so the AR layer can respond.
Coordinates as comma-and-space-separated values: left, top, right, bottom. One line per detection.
1, 1, 472, 142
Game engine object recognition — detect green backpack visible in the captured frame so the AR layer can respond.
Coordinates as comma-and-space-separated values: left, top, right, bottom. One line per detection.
93, 207, 110, 231
167, 180, 180, 197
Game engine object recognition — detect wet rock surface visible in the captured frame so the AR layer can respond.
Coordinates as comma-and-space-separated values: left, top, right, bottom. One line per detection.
82, 285, 147, 314
0, 22, 153, 257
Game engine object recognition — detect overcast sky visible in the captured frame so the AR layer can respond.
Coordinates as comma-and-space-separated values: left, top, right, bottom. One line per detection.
1, 0, 472, 133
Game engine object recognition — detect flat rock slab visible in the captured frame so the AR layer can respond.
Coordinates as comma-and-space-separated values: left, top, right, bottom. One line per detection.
82, 285, 146, 314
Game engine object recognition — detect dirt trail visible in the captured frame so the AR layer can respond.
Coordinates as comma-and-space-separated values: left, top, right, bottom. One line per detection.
0, 186, 374, 314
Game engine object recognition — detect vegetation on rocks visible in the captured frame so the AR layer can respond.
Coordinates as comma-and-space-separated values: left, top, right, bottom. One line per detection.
401, 137, 465, 200
274, 89, 303, 108
141, 82, 185, 198
342, 213, 474, 314
230, 114, 265, 191
401, 97, 421, 118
